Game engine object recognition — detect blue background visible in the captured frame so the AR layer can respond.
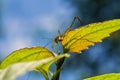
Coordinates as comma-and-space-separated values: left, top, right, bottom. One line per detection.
0, 0, 120, 80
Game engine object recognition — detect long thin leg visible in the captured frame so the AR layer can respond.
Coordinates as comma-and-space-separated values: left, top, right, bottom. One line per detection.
65, 16, 83, 33
69, 16, 83, 29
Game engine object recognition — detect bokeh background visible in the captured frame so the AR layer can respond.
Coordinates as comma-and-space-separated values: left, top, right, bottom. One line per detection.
0, 0, 120, 80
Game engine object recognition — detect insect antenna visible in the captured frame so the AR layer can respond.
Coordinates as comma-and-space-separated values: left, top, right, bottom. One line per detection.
58, 30, 61, 36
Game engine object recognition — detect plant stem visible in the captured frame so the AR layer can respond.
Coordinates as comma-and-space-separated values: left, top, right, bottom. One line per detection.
51, 57, 65, 80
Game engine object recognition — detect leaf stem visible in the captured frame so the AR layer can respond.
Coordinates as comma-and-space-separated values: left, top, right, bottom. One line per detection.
51, 57, 65, 80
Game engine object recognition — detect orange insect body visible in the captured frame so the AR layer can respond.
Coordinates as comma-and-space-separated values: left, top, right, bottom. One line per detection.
54, 34, 65, 43
54, 16, 81, 47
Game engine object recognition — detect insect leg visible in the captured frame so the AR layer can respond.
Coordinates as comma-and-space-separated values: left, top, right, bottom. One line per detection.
65, 16, 83, 34
75, 16, 83, 25
69, 16, 83, 28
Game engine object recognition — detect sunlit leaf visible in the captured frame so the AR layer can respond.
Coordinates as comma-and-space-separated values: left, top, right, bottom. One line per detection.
0, 54, 70, 80
0, 46, 54, 79
36, 53, 70, 80
84, 73, 120, 80
61, 19, 120, 53
0, 46, 54, 68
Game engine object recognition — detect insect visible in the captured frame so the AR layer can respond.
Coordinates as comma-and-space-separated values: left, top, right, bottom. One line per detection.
54, 18, 120, 53
1, 17, 120, 80
53, 16, 83, 47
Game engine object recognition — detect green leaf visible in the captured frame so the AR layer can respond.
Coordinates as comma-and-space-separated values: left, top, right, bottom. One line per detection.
36, 53, 70, 80
0, 54, 70, 80
84, 73, 120, 80
0, 46, 55, 79
0, 46, 54, 69
61, 19, 120, 53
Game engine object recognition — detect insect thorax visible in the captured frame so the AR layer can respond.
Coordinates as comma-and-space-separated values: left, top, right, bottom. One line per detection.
55, 35, 64, 43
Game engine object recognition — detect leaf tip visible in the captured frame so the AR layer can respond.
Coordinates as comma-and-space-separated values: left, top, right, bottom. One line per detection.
64, 54, 70, 58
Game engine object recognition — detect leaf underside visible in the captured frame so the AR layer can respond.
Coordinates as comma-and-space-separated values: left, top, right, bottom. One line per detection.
0, 46, 54, 80
0, 46, 54, 69
0, 54, 69, 80
62, 19, 120, 53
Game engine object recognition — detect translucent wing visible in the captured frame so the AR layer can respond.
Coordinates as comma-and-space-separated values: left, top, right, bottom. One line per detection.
62, 19, 120, 53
